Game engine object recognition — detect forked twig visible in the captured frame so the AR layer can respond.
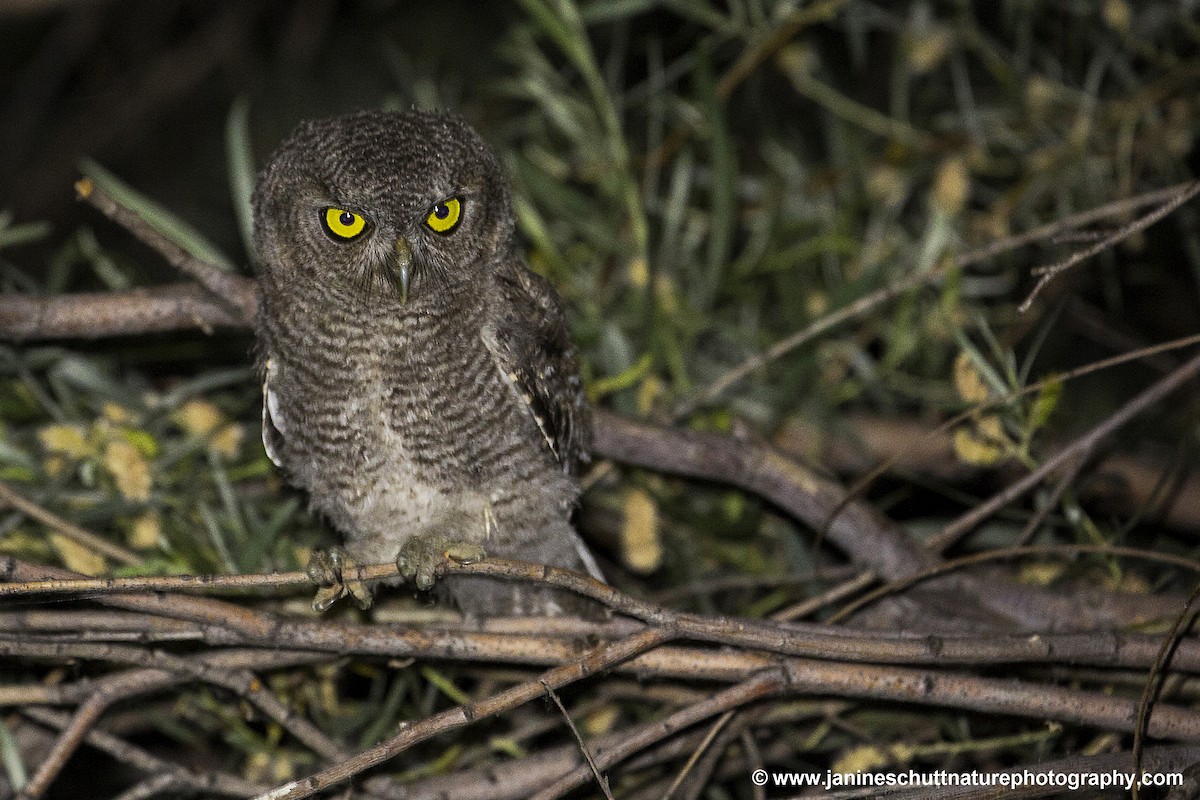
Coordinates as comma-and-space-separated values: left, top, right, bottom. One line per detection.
1019, 180, 1200, 312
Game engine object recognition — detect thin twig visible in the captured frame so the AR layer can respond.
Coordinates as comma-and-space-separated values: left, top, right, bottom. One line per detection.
674, 180, 1200, 418
15, 641, 347, 799
813, 330, 1200, 539
5, 554, 1200, 672
74, 178, 255, 323
254, 627, 674, 800
22, 707, 267, 798
829, 543, 1200, 624
1019, 180, 1200, 312
769, 569, 875, 622
0, 481, 140, 565
659, 710, 735, 800
0, 566, 323, 597
1012, 453, 1085, 547
530, 672, 785, 800
928, 347, 1200, 552
543, 681, 614, 800
1133, 581, 1200, 800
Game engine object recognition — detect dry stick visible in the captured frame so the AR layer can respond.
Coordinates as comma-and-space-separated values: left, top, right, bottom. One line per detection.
8, 561, 1200, 793
928, 346, 1200, 553
386, 701, 817, 800
671, 710, 762, 800
254, 627, 674, 800
453, 558, 1200, 670
829, 543, 1200, 624
0, 646, 332, 707
695, 709, 774, 800
0, 609, 203, 641
74, 178, 255, 323
13, 641, 347, 800
534, 660, 1200, 800
1132, 581, 1200, 800
530, 676, 783, 800
1019, 180, 1200, 312
22, 706, 268, 798
0, 281, 258, 341
0, 481, 140, 565
0, 565, 324, 597
542, 681, 614, 800
5, 554, 1200, 672
769, 569, 874, 622
658, 710, 735, 800
19, 669, 188, 800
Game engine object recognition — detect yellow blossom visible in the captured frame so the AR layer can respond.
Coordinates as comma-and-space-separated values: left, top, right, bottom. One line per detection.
104, 440, 151, 501
128, 511, 162, 549
37, 425, 92, 459
174, 399, 243, 457
621, 487, 662, 573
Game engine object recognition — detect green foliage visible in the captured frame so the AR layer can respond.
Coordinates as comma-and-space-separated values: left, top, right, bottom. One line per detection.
1, 0, 1198, 791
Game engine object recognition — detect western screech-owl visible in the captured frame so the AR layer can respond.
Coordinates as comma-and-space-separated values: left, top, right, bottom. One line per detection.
252, 109, 601, 616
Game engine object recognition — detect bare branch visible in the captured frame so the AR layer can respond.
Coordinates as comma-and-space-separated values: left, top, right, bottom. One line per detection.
23, 707, 267, 798
75, 178, 255, 322
0, 281, 258, 341
4, 555, 1200, 672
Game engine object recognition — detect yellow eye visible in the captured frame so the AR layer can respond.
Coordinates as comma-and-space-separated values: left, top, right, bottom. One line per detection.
425, 197, 462, 234
322, 207, 367, 240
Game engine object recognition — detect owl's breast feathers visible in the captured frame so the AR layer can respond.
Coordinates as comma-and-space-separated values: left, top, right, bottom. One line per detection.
258, 262, 590, 487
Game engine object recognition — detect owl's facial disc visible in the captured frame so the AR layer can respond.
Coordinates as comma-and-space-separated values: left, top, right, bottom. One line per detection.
391, 237, 413, 304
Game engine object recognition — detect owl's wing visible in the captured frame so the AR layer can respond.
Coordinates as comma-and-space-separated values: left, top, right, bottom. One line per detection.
261, 356, 286, 469
484, 262, 591, 475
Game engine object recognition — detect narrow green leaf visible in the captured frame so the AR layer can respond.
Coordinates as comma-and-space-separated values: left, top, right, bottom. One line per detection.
79, 159, 236, 272
224, 96, 257, 265
694, 46, 737, 309
419, 666, 471, 705
0, 220, 51, 250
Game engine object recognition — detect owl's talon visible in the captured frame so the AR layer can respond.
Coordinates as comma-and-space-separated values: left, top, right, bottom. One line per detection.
305, 547, 374, 611
306, 547, 344, 587
397, 536, 486, 591
311, 583, 346, 613
444, 542, 487, 565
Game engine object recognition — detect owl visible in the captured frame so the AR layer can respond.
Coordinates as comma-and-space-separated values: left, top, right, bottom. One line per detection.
252, 109, 603, 617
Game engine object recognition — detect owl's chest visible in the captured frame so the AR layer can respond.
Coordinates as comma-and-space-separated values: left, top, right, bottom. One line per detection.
270, 305, 523, 487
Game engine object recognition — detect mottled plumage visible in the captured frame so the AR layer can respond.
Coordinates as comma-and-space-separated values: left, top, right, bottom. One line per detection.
253, 109, 601, 616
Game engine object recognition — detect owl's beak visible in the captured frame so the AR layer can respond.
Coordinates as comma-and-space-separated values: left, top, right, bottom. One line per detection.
391, 237, 413, 304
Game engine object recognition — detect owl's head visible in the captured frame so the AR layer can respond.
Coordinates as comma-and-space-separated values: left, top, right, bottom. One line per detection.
252, 110, 514, 306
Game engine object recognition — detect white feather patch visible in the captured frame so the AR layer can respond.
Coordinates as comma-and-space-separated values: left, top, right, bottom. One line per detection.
262, 357, 285, 468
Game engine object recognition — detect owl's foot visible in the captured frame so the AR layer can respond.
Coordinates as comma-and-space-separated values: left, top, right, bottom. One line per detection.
396, 535, 487, 591
306, 547, 374, 612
